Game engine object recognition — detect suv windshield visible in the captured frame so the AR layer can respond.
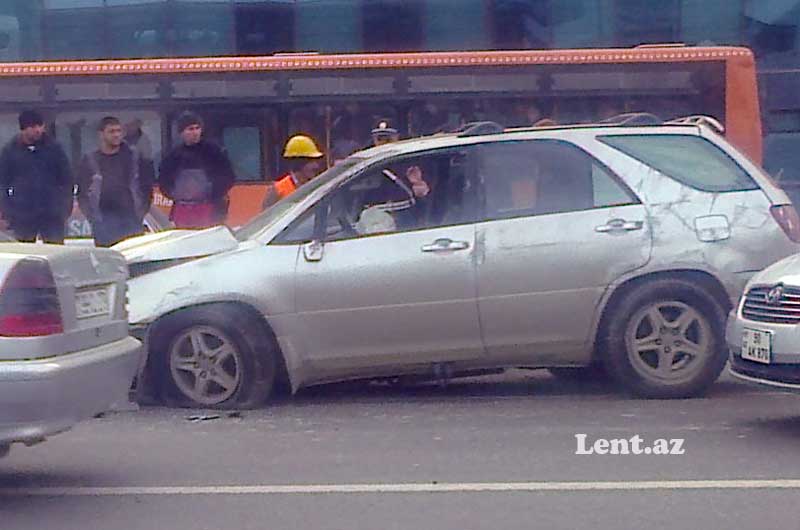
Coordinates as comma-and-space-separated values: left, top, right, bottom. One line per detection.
599, 134, 759, 193
234, 158, 363, 241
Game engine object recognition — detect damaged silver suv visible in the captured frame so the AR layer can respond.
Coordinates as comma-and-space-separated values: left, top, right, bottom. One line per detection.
116, 120, 800, 408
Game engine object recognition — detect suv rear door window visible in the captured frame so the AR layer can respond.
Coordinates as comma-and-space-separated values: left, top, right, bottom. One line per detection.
599, 134, 758, 192
479, 139, 638, 221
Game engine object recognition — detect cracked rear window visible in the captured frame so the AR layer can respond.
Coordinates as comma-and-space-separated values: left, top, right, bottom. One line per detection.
598, 134, 759, 193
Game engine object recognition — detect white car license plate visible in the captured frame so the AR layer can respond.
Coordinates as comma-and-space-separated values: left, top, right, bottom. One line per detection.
742, 328, 772, 364
75, 286, 111, 319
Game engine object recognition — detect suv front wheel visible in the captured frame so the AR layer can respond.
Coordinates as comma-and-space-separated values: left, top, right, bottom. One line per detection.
601, 278, 728, 398
151, 304, 277, 409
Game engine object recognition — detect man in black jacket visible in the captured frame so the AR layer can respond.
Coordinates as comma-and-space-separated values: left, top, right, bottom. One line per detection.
0, 110, 73, 243
77, 116, 154, 247
158, 112, 235, 228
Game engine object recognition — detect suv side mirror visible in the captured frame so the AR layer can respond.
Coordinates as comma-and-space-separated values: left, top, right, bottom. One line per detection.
302, 240, 324, 262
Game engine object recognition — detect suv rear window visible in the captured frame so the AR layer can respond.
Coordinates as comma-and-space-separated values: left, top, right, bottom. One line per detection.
598, 134, 758, 192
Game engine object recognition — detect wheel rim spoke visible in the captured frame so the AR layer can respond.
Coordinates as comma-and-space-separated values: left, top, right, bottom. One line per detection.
677, 338, 705, 359
673, 309, 696, 335
194, 374, 210, 396
169, 325, 241, 405
646, 307, 668, 329
174, 360, 199, 373
657, 348, 676, 376
635, 329, 661, 353
212, 345, 236, 365
627, 301, 711, 382
210, 370, 238, 392
189, 331, 208, 356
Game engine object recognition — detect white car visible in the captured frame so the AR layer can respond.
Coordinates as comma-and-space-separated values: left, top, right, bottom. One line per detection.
728, 253, 800, 390
0, 244, 142, 457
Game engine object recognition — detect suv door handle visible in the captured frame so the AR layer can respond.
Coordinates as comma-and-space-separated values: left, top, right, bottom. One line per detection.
595, 219, 644, 233
421, 238, 470, 252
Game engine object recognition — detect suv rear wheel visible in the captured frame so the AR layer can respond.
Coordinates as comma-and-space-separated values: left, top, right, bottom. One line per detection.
601, 278, 728, 398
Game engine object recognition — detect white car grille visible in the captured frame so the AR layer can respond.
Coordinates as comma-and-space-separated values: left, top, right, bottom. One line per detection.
742, 285, 800, 324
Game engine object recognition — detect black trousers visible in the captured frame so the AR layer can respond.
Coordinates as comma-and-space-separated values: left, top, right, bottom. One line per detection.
11, 216, 66, 244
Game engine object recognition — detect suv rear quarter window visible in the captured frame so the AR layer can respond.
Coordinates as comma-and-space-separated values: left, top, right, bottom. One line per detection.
598, 134, 758, 193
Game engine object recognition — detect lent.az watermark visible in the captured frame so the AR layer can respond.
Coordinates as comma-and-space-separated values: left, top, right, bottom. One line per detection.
575, 434, 685, 455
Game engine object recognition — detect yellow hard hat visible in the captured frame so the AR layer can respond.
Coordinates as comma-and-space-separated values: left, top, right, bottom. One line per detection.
283, 135, 324, 159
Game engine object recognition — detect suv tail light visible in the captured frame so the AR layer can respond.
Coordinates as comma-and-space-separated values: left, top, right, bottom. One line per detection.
0, 258, 63, 337
771, 205, 800, 243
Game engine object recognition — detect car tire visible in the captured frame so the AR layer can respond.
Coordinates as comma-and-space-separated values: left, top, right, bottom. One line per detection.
150, 304, 277, 409
601, 278, 728, 399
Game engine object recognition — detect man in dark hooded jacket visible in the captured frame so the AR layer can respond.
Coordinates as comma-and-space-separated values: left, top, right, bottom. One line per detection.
77, 116, 153, 247
158, 112, 235, 228
0, 110, 73, 243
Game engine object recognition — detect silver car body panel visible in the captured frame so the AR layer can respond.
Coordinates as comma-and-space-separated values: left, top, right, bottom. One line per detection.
0, 244, 142, 447
0, 244, 130, 361
122, 125, 800, 392
0, 336, 141, 445
114, 226, 239, 264
293, 224, 483, 382
476, 202, 651, 365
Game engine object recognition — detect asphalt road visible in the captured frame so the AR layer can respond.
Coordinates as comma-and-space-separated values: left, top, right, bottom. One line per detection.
2, 369, 799, 530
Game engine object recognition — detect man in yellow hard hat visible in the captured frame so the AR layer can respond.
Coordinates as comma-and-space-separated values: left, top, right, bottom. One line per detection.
262, 135, 324, 209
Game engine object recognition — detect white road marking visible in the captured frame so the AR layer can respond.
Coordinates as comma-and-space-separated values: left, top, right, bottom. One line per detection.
2, 479, 800, 497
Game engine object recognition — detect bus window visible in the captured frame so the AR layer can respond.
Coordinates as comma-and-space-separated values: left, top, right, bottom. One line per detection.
0, 113, 18, 148
0, 15, 21, 61
56, 110, 162, 169
289, 102, 398, 168
362, 0, 423, 53
172, 1, 234, 57
424, 0, 487, 51
764, 111, 800, 207
168, 108, 277, 183
54, 110, 161, 238
233, 1, 293, 55
408, 100, 464, 136
223, 127, 262, 182
42, 1, 105, 60
331, 103, 398, 150
107, 1, 167, 59
407, 99, 553, 135
489, 0, 551, 50
295, 1, 360, 53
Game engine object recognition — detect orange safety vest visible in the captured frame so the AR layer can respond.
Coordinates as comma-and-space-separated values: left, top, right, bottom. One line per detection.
273, 174, 298, 199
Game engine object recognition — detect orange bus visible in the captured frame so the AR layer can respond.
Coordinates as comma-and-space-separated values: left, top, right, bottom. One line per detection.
0, 44, 760, 229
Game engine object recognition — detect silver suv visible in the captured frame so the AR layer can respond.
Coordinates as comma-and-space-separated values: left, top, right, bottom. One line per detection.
118, 121, 800, 408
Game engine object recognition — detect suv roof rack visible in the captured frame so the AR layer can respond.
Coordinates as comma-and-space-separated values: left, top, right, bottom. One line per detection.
665, 115, 725, 133
443, 113, 724, 139
456, 121, 505, 137
599, 112, 662, 126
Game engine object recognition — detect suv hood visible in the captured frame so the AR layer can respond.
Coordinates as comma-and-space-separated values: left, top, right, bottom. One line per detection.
113, 226, 239, 264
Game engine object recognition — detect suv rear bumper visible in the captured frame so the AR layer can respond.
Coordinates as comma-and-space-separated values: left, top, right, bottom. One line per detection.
0, 336, 142, 446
